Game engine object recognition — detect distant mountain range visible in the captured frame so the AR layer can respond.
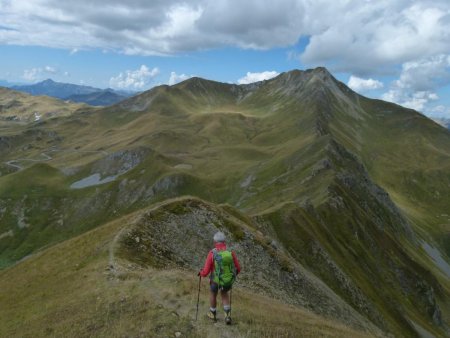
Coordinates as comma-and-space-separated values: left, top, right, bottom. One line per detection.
10, 79, 135, 106
0, 79, 22, 87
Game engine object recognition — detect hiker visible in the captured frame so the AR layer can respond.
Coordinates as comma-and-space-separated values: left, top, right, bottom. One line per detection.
198, 231, 241, 324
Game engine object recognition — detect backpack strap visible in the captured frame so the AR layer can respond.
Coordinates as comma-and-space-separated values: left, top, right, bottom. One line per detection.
212, 248, 218, 263
210, 248, 218, 282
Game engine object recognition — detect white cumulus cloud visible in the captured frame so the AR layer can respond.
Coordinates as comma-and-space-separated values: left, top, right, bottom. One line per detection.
382, 90, 439, 111
381, 54, 450, 112
44, 65, 57, 73
22, 65, 59, 81
22, 68, 41, 81
348, 76, 383, 92
109, 65, 159, 90
428, 105, 450, 119
168, 72, 192, 85
2, 0, 449, 74
301, 1, 450, 74
237, 71, 279, 85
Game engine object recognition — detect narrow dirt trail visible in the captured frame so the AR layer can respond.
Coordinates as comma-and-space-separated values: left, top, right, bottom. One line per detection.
3, 148, 108, 171
106, 207, 244, 338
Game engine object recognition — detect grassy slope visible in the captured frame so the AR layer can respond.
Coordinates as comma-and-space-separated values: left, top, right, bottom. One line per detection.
317, 88, 450, 336
0, 204, 373, 338
326, 89, 450, 276
0, 87, 85, 122
0, 163, 69, 267
359, 99, 450, 239
1, 69, 450, 336
0, 75, 328, 266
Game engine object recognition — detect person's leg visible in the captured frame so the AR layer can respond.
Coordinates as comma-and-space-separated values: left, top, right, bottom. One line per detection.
208, 283, 218, 320
209, 290, 217, 309
221, 288, 232, 323
220, 289, 230, 306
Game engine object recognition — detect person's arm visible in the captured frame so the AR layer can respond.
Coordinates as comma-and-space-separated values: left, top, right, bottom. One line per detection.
232, 251, 241, 275
199, 251, 213, 277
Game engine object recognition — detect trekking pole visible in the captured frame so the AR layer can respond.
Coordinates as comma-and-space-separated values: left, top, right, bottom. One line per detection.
195, 275, 201, 321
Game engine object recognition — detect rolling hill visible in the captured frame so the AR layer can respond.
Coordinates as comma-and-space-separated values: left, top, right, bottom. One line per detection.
0, 86, 86, 122
0, 67, 449, 337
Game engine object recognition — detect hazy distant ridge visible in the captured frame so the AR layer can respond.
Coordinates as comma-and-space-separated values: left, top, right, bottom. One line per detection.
11, 79, 133, 106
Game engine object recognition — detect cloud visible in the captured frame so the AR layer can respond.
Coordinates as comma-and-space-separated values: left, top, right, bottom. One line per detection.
287, 50, 301, 61
347, 76, 383, 92
109, 65, 159, 89
394, 55, 450, 92
382, 90, 439, 111
428, 105, 450, 119
22, 65, 59, 81
301, 1, 450, 74
168, 72, 192, 85
2, 1, 450, 75
381, 54, 450, 111
196, 0, 304, 50
1, 1, 304, 54
44, 65, 57, 73
23, 68, 41, 81
237, 71, 279, 84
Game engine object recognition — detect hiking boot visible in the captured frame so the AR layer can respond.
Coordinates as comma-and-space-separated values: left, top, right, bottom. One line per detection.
207, 310, 217, 321
225, 312, 232, 325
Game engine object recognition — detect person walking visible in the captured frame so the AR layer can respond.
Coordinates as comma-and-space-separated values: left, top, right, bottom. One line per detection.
198, 231, 241, 324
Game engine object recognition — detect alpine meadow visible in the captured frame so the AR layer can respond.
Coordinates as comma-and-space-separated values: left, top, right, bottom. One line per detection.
0, 67, 449, 337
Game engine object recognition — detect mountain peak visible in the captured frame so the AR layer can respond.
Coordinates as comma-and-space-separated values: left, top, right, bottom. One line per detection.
302, 67, 336, 81
40, 78, 56, 85
310, 66, 332, 75
264, 67, 342, 101
278, 67, 333, 77
271, 67, 337, 86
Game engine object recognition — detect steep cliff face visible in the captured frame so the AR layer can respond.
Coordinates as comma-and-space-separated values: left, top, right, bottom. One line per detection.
257, 141, 444, 336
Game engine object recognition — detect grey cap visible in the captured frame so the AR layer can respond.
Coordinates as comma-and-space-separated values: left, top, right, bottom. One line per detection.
213, 231, 226, 243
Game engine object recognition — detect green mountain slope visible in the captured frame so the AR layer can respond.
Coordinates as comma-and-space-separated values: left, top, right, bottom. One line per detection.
0, 68, 449, 337
0, 197, 380, 338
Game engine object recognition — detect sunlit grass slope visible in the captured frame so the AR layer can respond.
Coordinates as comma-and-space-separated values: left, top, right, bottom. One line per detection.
0, 201, 374, 338
0, 68, 449, 337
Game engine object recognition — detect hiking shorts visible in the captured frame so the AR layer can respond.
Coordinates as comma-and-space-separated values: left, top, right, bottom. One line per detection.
210, 282, 231, 293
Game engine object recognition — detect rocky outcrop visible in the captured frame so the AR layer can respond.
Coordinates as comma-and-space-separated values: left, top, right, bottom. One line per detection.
91, 147, 153, 177
116, 197, 383, 336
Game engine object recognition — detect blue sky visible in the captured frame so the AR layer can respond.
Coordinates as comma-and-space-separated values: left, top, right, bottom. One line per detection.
1, 0, 450, 119
0, 41, 312, 87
